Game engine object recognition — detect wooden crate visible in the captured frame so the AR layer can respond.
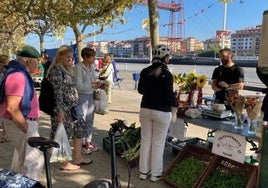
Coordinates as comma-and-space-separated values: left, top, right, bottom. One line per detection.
197, 156, 258, 188
170, 137, 208, 155
163, 143, 216, 188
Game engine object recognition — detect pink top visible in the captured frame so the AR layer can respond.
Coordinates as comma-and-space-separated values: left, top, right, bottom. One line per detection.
0, 72, 40, 118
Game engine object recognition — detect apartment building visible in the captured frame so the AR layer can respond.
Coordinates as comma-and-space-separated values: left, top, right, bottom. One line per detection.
87, 25, 261, 57
231, 25, 261, 56
181, 37, 204, 54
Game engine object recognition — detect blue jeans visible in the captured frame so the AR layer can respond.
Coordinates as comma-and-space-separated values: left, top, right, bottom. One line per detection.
78, 92, 95, 143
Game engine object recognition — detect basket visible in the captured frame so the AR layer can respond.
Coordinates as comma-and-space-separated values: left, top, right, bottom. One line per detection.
102, 136, 125, 156
163, 143, 216, 188
197, 156, 258, 188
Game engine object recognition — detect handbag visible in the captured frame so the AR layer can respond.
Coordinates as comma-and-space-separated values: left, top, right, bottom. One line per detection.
93, 90, 100, 100
71, 104, 84, 121
38, 77, 55, 116
99, 64, 110, 81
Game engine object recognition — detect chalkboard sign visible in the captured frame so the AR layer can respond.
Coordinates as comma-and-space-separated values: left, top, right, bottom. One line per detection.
258, 125, 268, 187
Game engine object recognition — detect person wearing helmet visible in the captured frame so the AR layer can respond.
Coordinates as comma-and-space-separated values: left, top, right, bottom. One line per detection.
138, 44, 178, 182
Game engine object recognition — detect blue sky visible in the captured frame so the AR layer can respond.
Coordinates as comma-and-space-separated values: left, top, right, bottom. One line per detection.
26, 0, 267, 50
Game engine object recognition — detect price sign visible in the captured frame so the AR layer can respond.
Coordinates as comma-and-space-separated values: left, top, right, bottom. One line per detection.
212, 130, 247, 163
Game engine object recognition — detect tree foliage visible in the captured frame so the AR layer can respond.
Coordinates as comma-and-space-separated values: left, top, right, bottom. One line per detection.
0, 0, 138, 60
0, 1, 28, 54
50, 0, 138, 61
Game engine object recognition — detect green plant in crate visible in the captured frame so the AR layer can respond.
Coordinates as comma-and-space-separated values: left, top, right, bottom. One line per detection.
117, 122, 141, 148
118, 122, 141, 162
121, 140, 140, 161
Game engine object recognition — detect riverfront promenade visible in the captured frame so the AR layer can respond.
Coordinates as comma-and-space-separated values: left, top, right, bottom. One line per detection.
116, 63, 264, 84
0, 71, 261, 188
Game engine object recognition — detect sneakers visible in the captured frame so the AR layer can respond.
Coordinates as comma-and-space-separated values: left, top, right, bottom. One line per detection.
139, 172, 161, 182
82, 145, 92, 155
139, 172, 150, 180
82, 142, 99, 155
88, 142, 99, 152
139, 173, 149, 180
150, 176, 162, 182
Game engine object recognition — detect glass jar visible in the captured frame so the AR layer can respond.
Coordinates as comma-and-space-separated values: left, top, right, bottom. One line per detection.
247, 118, 257, 134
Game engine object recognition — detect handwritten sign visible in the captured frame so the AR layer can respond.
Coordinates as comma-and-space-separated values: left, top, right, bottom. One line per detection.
212, 130, 247, 163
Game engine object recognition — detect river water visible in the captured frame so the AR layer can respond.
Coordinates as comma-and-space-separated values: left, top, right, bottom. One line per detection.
116, 63, 263, 85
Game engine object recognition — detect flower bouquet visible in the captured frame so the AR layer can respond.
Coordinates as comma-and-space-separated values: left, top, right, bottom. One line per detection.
229, 95, 246, 129
245, 96, 263, 134
173, 72, 207, 107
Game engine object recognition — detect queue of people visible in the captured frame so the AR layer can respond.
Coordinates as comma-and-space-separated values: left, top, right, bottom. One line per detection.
0, 44, 246, 185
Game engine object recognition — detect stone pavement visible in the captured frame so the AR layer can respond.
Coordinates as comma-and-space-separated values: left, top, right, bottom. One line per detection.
0, 71, 259, 188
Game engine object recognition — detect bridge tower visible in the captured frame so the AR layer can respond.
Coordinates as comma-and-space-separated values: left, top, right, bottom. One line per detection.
140, 0, 185, 54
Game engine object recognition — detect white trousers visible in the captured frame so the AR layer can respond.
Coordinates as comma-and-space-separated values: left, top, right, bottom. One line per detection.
139, 108, 171, 176
4, 119, 44, 181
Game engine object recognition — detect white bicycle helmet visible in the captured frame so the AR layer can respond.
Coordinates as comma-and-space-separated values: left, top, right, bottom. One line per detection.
152, 44, 171, 59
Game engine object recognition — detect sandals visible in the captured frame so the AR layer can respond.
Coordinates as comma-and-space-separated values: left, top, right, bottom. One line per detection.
60, 162, 80, 171
74, 158, 93, 166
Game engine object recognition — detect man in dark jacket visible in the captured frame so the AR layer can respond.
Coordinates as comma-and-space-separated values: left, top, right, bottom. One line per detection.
138, 44, 178, 182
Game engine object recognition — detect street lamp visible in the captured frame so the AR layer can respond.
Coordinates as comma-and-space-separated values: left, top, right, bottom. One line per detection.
218, 0, 235, 48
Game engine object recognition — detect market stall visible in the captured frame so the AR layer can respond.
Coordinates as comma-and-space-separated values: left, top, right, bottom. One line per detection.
166, 70, 263, 187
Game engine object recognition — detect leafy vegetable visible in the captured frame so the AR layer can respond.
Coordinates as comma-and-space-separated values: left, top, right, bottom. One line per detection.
202, 170, 247, 188
165, 157, 206, 188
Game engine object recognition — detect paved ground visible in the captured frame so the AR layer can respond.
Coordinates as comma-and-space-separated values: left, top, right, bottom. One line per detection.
0, 72, 259, 188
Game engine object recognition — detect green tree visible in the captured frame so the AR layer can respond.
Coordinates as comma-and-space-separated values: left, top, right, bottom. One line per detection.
51, 0, 137, 62
0, 1, 27, 54
0, 0, 65, 56
0, 0, 138, 61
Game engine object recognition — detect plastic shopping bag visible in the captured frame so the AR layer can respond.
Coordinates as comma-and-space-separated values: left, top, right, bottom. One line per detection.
50, 123, 72, 163
95, 89, 109, 115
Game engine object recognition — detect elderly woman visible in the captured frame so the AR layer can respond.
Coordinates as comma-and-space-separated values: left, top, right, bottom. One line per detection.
46, 45, 92, 171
